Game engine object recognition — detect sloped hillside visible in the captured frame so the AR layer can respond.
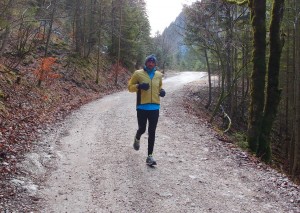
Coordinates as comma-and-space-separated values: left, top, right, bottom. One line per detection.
0, 48, 130, 188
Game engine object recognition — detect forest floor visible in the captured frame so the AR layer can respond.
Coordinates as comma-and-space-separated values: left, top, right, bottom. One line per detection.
1, 71, 300, 212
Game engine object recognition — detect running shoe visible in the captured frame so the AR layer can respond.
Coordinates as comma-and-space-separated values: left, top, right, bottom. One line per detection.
146, 155, 157, 166
133, 137, 140, 150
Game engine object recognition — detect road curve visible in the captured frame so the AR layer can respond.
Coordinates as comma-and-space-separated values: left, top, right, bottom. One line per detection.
37, 72, 299, 213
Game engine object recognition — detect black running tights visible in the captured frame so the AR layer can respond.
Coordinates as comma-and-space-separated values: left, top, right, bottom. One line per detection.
135, 109, 159, 156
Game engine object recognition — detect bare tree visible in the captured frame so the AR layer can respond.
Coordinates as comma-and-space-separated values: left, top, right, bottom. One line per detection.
0, 0, 15, 56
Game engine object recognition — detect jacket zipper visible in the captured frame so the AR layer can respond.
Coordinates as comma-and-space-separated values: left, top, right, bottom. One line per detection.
150, 78, 153, 103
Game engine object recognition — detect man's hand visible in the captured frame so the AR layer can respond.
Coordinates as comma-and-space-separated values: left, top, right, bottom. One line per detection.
159, 89, 166, 97
138, 83, 150, 91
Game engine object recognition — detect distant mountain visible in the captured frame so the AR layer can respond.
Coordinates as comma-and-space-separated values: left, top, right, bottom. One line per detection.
160, 11, 201, 71
162, 12, 187, 56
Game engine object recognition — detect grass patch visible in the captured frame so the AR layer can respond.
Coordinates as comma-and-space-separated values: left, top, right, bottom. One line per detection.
233, 132, 248, 150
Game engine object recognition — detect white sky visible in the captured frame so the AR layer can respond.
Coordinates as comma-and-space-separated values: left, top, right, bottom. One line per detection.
144, 0, 197, 36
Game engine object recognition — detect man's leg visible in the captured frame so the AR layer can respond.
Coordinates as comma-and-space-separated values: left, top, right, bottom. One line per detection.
136, 109, 147, 140
147, 110, 159, 156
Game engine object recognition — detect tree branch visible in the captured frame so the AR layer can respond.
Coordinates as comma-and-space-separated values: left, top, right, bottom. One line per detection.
223, 0, 248, 6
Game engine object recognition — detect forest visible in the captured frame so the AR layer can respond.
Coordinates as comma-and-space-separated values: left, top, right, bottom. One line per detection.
0, 0, 299, 184
180, 0, 300, 182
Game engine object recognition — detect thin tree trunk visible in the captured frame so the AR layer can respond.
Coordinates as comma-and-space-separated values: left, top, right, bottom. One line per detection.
204, 49, 212, 109
38, 0, 57, 87
43, 0, 56, 57
96, 1, 103, 84
225, 5, 232, 115
115, 0, 122, 85
82, 1, 87, 57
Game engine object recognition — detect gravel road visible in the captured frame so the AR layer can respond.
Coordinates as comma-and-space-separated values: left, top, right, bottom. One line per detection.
15, 72, 300, 212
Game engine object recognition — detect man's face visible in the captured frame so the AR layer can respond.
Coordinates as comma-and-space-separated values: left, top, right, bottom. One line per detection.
146, 60, 156, 70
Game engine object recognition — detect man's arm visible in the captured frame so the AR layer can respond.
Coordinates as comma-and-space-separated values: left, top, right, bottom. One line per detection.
128, 72, 139, 92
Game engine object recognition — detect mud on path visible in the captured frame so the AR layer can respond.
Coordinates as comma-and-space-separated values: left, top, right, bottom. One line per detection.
12, 72, 300, 212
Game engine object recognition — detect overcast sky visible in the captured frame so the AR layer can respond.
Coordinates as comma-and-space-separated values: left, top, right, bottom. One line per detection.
144, 0, 197, 36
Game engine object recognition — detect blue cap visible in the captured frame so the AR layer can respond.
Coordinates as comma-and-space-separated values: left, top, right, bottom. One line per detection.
145, 54, 157, 65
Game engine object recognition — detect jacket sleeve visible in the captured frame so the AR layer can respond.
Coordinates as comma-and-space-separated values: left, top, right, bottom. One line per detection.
128, 72, 139, 92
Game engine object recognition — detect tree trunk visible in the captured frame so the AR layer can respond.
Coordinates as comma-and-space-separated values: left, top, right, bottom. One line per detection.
43, 0, 57, 57
225, 5, 232, 115
288, 0, 297, 174
38, 0, 57, 87
74, 0, 83, 54
96, 1, 103, 84
115, 0, 122, 85
258, 0, 285, 162
247, 0, 267, 152
292, 0, 300, 178
204, 49, 212, 109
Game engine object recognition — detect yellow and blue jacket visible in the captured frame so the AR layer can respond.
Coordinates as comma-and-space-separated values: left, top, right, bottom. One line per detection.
128, 68, 163, 107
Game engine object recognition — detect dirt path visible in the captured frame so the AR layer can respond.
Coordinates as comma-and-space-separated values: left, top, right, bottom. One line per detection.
17, 72, 300, 212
